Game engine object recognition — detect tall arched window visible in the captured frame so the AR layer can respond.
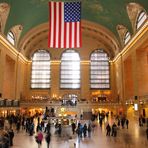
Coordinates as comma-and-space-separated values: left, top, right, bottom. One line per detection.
136, 11, 147, 30
7, 31, 15, 45
124, 31, 131, 45
90, 49, 110, 89
31, 50, 50, 89
60, 49, 80, 89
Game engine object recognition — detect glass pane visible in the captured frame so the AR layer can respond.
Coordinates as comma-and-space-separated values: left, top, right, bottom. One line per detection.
31, 79, 50, 83
61, 84, 80, 89
60, 49, 80, 89
91, 84, 110, 89
61, 79, 80, 83
90, 49, 110, 89
137, 11, 147, 29
124, 31, 131, 44
7, 31, 15, 45
31, 50, 51, 89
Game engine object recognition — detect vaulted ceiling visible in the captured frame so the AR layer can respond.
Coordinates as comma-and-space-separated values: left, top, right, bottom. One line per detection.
0, 0, 147, 59
3, 0, 148, 40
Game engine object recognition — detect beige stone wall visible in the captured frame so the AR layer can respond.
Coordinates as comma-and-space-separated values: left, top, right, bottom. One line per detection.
0, 21, 147, 107
15, 59, 27, 99
110, 62, 117, 101
0, 47, 5, 94
123, 55, 134, 99
26, 59, 112, 100
3, 55, 16, 99
0, 36, 28, 100
114, 22, 148, 113
114, 57, 124, 102
136, 47, 148, 95
0, 41, 17, 99
25, 57, 114, 101
22, 28, 115, 101
80, 61, 90, 100
50, 61, 60, 98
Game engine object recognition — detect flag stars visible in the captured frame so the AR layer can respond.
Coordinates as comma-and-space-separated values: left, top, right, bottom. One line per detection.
64, 2, 81, 22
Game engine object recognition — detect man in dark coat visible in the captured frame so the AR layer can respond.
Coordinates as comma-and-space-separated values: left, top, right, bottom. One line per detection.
45, 132, 51, 148
146, 128, 148, 140
126, 119, 129, 129
9, 129, 14, 146
106, 124, 111, 136
71, 122, 76, 134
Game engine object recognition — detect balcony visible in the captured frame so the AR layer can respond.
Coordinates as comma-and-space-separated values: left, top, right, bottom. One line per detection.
20, 99, 120, 108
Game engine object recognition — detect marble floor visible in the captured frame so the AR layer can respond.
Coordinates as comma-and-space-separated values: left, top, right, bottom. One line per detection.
12, 118, 148, 148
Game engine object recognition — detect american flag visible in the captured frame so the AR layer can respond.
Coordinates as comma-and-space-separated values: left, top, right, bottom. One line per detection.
48, 1, 81, 48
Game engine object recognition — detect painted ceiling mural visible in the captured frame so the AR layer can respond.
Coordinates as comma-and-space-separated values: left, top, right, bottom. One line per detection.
1, 0, 148, 39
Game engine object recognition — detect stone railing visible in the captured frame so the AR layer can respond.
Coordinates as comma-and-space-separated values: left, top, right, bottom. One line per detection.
20, 99, 120, 108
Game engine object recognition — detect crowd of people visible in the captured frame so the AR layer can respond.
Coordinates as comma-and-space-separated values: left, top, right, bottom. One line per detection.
105, 117, 129, 137
0, 110, 148, 148
0, 128, 14, 148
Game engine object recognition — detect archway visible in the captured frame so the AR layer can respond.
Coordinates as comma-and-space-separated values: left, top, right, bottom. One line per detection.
61, 94, 78, 106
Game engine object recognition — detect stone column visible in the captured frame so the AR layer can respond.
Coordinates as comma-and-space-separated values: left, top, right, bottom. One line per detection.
0, 50, 5, 96
80, 61, 90, 100
131, 51, 138, 97
50, 60, 60, 99
131, 51, 139, 118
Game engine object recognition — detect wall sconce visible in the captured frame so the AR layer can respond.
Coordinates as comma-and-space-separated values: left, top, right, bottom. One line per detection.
139, 100, 144, 105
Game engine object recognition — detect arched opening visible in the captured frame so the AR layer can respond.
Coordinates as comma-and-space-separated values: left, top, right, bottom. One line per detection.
136, 11, 147, 30
31, 50, 51, 89
60, 49, 80, 89
7, 31, 15, 45
124, 31, 131, 45
90, 49, 110, 89
61, 94, 78, 106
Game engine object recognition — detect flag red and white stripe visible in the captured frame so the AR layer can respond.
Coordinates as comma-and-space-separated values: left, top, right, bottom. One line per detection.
48, 2, 82, 48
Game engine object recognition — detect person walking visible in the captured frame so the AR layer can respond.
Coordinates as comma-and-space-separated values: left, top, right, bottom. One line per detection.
117, 119, 120, 127
121, 119, 125, 129
76, 125, 81, 143
44, 121, 51, 133
2, 131, 9, 148
99, 118, 103, 128
111, 123, 117, 137
45, 132, 51, 148
126, 119, 129, 129
71, 122, 76, 135
146, 128, 148, 140
16, 120, 21, 133
87, 123, 92, 138
29, 122, 34, 136
58, 124, 62, 137
36, 131, 43, 148
8, 128, 14, 146
106, 124, 111, 136
83, 123, 87, 137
